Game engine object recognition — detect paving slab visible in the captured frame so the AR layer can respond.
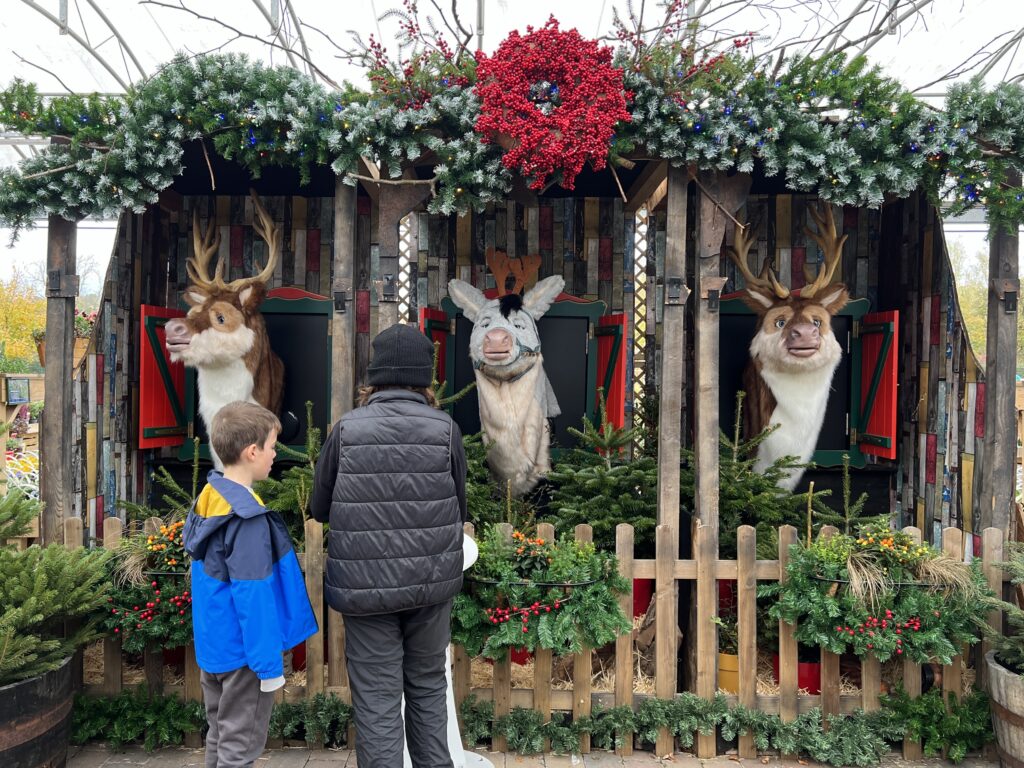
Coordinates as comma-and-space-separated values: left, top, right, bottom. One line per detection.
581, 752, 625, 766
255, 748, 318, 768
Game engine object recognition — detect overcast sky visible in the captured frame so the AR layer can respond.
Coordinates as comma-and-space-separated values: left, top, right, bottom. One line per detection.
1, 0, 1019, 290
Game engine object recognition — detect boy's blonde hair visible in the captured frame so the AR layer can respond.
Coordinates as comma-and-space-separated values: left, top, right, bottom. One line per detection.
210, 401, 281, 466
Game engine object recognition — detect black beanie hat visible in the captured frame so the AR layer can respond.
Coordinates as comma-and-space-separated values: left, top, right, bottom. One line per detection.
367, 324, 435, 387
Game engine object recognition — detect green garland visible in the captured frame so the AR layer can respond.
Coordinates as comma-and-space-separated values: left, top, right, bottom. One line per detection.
3, 41, 1024, 233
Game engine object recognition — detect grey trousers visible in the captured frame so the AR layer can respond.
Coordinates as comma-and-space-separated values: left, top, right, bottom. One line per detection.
200, 666, 275, 768
344, 600, 454, 768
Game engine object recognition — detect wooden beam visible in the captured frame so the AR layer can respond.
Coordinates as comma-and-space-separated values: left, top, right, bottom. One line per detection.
356, 156, 380, 204
624, 160, 668, 212
332, 179, 358, 422
693, 170, 751, 543
984, 174, 1019, 531
40, 212, 77, 546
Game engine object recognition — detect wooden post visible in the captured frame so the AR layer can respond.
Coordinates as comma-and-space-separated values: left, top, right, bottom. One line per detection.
654, 523, 676, 757
101, 517, 124, 697
695, 523, 716, 758
304, 518, 325, 696
983, 176, 1019, 531
656, 164, 688, 528
614, 523, 635, 757
981, 527, 1004, 690
736, 525, 757, 759
491, 523, 513, 754
941, 527, 963, 706
693, 171, 751, 541
64, 517, 84, 688
40, 212, 78, 545
818, 526, 840, 726
902, 526, 923, 760
534, 522, 555, 751
453, 522, 474, 747
143, 517, 163, 696
777, 525, 799, 733
573, 524, 593, 753
332, 179, 359, 420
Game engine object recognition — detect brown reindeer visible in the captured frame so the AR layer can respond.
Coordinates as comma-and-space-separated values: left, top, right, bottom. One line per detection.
727, 202, 850, 491
164, 190, 285, 467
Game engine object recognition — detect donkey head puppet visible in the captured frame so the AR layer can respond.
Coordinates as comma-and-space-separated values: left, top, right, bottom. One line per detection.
448, 274, 565, 496
727, 202, 850, 491
164, 190, 286, 468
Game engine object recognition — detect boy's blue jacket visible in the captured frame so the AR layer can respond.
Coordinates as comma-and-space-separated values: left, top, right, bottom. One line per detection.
183, 470, 318, 679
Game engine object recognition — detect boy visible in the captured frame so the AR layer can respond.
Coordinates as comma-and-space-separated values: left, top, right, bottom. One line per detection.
183, 401, 318, 768
311, 323, 467, 768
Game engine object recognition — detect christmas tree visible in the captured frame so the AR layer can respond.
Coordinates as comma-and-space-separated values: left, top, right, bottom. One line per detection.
255, 401, 321, 546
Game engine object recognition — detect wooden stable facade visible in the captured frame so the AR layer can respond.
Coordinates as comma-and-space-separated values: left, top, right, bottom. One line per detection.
39, 152, 1015, 758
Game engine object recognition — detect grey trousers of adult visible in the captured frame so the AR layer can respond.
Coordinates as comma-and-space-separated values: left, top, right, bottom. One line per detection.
344, 600, 454, 768
200, 666, 275, 768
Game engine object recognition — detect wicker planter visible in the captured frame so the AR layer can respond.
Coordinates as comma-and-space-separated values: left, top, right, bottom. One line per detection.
987, 649, 1024, 768
35, 338, 89, 368
0, 656, 74, 768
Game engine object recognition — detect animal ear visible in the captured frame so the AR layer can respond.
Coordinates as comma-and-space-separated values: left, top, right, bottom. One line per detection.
237, 283, 267, 311
184, 287, 209, 307
522, 275, 564, 319
818, 284, 850, 314
448, 279, 487, 322
741, 285, 776, 313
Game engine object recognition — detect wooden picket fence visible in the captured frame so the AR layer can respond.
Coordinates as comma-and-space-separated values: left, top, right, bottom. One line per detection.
65, 515, 1007, 758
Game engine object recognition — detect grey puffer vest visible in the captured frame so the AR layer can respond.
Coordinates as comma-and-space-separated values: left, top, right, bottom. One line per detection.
324, 390, 463, 615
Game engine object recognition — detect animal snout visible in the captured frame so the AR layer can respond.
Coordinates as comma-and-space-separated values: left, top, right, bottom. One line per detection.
786, 323, 820, 356
164, 318, 193, 351
482, 329, 513, 359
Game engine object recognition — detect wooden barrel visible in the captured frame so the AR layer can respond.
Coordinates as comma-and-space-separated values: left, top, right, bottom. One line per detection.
0, 657, 74, 768
987, 650, 1024, 768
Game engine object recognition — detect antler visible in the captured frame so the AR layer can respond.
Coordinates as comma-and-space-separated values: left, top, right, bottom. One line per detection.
802, 202, 848, 298
509, 254, 541, 293
187, 210, 224, 290
486, 248, 513, 296
725, 219, 790, 300
213, 190, 281, 291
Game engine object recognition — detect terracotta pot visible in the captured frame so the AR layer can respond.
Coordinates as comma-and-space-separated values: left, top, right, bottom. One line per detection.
718, 652, 739, 693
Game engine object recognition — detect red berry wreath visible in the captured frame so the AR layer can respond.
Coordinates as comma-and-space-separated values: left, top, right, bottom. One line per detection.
475, 17, 631, 191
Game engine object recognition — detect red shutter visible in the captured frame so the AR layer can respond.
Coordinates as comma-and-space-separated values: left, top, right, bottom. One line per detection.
596, 313, 627, 429
139, 305, 187, 449
858, 310, 899, 460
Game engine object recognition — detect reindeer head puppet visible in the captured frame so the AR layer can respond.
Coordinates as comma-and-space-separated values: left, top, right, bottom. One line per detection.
728, 202, 850, 375
447, 275, 564, 396
164, 190, 285, 419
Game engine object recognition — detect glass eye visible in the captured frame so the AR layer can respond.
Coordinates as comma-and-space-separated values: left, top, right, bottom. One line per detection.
216, 314, 225, 324
813, 318, 821, 328
775, 318, 786, 329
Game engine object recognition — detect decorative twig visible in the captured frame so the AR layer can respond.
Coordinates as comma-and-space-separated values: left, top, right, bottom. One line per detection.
12, 51, 75, 94
688, 170, 745, 230
21, 163, 79, 180
345, 173, 438, 197
200, 138, 216, 191
608, 162, 628, 203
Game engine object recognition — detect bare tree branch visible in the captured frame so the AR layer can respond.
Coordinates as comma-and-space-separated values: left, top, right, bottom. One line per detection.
83, 0, 148, 82
141, 0, 341, 88
248, 0, 302, 72
13, 51, 75, 94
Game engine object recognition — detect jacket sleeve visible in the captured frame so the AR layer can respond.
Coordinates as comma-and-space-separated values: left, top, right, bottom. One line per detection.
225, 516, 285, 680
450, 420, 468, 523
311, 422, 341, 523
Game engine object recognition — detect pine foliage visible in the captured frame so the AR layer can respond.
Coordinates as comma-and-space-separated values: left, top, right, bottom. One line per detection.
545, 392, 657, 552
0, 492, 111, 685
255, 401, 321, 545
988, 541, 1024, 673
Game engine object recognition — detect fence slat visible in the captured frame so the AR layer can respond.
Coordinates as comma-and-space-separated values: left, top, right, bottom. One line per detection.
861, 657, 881, 712
304, 518, 325, 696
941, 527, 964, 706
614, 523, 635, 757
492, 523, 514, 754
573, 524, 593, 754
655, 523, 677, 757
101, 517, 123, 697
818, 526, 840, 726
534, 523, 555, 751
696, 523, 716, 758
453, 521, 474, 747
143, 518, 163, 696
737, 525, 757, 759
64, 517, 85, 689
777, 525, 799, 735
902, 526, 923, 760
981, 526, 1005, 691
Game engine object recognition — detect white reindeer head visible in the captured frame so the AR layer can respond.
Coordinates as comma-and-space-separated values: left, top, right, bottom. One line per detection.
448, 275, 565, 381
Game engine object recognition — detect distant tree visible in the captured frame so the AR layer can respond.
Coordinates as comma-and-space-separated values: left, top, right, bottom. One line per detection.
0, 268, 46, 365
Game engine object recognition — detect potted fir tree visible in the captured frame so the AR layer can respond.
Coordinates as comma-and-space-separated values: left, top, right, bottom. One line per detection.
986, 542, 1024, 766
0, 491, 111, 768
